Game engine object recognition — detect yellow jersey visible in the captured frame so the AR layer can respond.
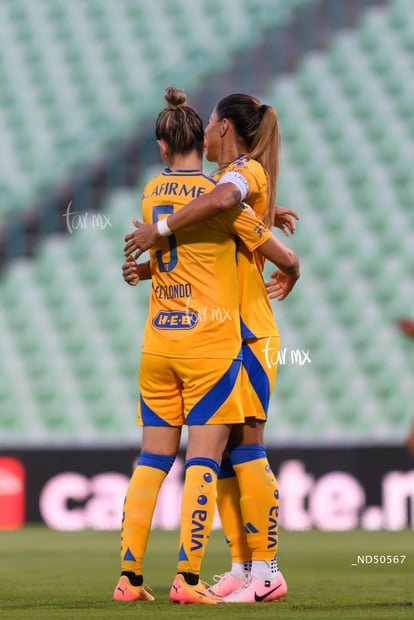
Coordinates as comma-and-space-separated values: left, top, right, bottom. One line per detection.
215, 155, 278, 339
141, 168, 272, 359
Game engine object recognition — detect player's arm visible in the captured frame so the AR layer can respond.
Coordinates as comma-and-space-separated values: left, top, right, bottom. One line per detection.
124, 176, 245, 257
227, 203, 299, 277
265, 269, 298, 301
227, 204, 300, 299
257, 237, 300, 301
122, 256, 151, 286
255, 236, 299, 279
252, 236, 300, 301
274, 205, 300, 236
167, 180, 243, 231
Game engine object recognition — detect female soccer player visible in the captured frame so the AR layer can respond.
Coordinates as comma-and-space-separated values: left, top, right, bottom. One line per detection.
113, 87, 299, 605
123, 92, 296, 603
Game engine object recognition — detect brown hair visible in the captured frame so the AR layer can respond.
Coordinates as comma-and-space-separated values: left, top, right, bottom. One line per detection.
216, 93, 280, 227
155, 86, 204, 158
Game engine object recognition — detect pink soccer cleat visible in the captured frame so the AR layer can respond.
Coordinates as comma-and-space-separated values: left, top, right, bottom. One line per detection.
113, 575, 154, 602
170, 574, 221, 604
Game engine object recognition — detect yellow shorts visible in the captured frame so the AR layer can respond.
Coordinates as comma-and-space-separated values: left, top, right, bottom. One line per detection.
138, 352, 244, 427
241, 335, 280, 421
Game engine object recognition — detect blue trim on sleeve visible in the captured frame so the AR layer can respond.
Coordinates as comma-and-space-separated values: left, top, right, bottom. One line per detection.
228, 444, 266, 465
186, 356, 242, 425
138, 451, 175, 473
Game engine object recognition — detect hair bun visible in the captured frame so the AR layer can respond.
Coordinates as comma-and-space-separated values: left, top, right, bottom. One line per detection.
164, 86, 187, 110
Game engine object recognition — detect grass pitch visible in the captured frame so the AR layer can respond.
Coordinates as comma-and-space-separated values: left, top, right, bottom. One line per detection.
0, 526, 412, 619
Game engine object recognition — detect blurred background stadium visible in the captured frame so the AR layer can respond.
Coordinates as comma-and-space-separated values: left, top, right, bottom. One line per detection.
0, 0, 413, 458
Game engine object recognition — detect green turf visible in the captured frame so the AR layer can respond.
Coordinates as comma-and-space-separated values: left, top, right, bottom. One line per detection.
0, 527, 412, 619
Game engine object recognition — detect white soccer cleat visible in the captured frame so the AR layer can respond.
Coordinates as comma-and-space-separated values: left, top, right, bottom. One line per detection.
223, 571, 288, 603
208, 572, 245, 597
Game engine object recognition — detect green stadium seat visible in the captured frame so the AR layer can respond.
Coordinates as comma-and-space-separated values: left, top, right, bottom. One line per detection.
387, 0, 411, 29
2, 0, 311, 224
86, 399, 121, 433
1, 0, 413, 446
0, 397, 26, 435
38, 400, 75, 433
358, 10, 387, 53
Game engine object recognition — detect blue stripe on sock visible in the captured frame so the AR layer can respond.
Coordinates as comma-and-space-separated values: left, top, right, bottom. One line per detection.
138, 451, 175, 473
242, 342, 270, 415
186, 356, 242, 425
185, 457, 220, 477
228, 444, 266, 465
178, 544, 188, 561
123, 547, 136, 561
218, 458, 236, 479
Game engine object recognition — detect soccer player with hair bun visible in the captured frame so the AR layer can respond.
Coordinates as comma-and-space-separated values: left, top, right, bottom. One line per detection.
114, 87, 299, 605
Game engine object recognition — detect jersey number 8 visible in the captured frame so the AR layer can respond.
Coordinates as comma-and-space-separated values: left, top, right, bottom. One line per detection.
152, 205, 178, 272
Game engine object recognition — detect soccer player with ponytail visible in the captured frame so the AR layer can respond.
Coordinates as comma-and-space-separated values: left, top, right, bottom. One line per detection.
115, 88, 299, 605
125, 93, 296, 603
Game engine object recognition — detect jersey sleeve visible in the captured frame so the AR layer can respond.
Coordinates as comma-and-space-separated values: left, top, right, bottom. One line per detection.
221, 158, 263, 195
217, 170, 250, 200
216, 202, 272, 252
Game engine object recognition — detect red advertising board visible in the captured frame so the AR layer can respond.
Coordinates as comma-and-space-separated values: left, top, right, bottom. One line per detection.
0, 457, 25, 530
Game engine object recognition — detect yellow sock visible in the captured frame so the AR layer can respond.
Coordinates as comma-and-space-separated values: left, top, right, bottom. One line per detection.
230, 445, 279, 562
217, 460, 251, 563
177, 458, 219, 575
121, 452, 174, 575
